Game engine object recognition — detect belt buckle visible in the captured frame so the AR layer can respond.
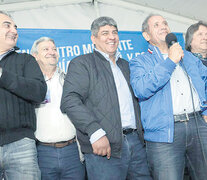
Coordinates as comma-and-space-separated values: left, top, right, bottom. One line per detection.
54, 138, 75, 148
180, 113, 189, 122
54, 142, 68, 148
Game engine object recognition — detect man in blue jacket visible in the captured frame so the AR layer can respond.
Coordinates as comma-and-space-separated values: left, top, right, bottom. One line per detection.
130, 14, 207, 180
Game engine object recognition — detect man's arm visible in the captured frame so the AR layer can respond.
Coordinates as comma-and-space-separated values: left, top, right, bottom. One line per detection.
194, 53, 207, 120
129, 55, 176, 100
183, 51, 207, 120
61, 57, 111, 157
0, 54, 47, 103
61, 57, 102, 135
196, 53, 207, 82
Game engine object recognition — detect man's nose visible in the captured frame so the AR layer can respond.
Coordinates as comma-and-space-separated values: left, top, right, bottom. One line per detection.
10, 26, 17, 34
108, 33, 116, 39
49, 49, 56, 54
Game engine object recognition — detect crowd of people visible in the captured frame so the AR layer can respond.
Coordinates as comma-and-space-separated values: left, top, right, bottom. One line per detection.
0, 9, 207, 180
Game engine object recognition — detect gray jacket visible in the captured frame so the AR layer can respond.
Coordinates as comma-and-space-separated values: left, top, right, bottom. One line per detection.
61, 50, 143, 158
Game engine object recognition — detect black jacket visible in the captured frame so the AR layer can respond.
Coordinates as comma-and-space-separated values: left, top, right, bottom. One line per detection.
61, 50, 143, 158
0, 50, 47, 146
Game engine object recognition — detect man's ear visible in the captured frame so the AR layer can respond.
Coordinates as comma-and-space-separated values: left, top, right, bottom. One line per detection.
32, 53, 38, 60
91, 35, 96, 45
142, 32, 150, 41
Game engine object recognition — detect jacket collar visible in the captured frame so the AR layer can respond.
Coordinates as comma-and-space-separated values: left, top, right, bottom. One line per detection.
147, 44, 164, 60
93, 48, 121, 63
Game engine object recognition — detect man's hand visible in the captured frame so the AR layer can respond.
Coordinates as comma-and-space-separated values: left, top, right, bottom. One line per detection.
203, 115, 207, 123
168, 43, 184, 64
92, 135, 111, 159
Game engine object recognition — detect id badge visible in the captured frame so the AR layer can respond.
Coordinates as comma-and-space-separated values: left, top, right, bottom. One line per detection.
42, 88, 51, 104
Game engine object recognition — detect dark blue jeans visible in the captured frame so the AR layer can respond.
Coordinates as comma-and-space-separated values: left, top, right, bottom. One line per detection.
84, 131, 152, 180
146, 114, 207, 180
37, 142, 85, 180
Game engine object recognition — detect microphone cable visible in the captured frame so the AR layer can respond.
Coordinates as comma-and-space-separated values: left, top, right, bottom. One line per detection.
165, 32, 207, 166
180, 59, 207, 167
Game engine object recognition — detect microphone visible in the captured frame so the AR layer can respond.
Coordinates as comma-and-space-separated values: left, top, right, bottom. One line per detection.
165, 33, 177, 48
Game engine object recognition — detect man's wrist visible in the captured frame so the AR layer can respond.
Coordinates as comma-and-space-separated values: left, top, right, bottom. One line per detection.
90, 129, 106, 144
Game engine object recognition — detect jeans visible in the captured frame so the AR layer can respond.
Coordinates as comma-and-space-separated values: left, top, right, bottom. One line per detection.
37, 141, 85, 180
84, 131, 152, 180
0, 137, 41, 180
146, 113, 207, 180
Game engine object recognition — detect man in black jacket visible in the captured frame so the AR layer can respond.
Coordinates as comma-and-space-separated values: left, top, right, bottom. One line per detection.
61, 16, 151, 180
0, 11, 47, 180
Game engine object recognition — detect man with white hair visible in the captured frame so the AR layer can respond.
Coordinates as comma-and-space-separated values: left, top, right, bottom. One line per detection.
31, 37, 85, 180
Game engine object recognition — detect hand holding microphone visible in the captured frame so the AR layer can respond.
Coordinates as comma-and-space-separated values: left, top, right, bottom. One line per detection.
166, 33, 184, 64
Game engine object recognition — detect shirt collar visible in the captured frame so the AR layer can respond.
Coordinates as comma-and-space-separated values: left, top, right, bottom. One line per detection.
94, 48, 121, 63
44, 66, 65, 82
0, 48, 15, 61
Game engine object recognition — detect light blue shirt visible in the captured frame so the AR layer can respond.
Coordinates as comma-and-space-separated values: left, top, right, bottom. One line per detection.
0, 48, 14, 61
90, 49, 136, 144
0, 48, 15, 77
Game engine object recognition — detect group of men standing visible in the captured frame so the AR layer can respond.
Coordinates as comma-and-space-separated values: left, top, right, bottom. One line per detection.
0, 9, 207, 180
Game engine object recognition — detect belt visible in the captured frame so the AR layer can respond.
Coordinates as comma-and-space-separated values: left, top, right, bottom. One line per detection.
123, 128, 137, 135
37, 137, 76, 148
174, 111, 201, 123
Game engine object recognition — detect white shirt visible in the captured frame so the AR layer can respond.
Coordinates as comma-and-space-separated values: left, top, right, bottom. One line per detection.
162, 54, 200, 115
35, 68, 76, 143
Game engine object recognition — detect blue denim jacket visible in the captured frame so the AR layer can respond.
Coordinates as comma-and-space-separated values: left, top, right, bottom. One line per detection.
129, 44, 207, 143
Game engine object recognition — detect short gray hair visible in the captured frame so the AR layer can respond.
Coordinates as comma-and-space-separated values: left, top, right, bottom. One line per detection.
0, 10, 12, 18
185, 21, 207, 51
142, 14, 163, 32
91, 16, 118, 37
31, 37, 55, 54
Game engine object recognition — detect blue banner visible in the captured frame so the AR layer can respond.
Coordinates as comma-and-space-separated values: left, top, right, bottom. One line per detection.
17, 29, 184, 72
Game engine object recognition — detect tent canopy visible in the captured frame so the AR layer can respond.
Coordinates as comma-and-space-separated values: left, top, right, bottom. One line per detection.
1, 0, 206, 33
